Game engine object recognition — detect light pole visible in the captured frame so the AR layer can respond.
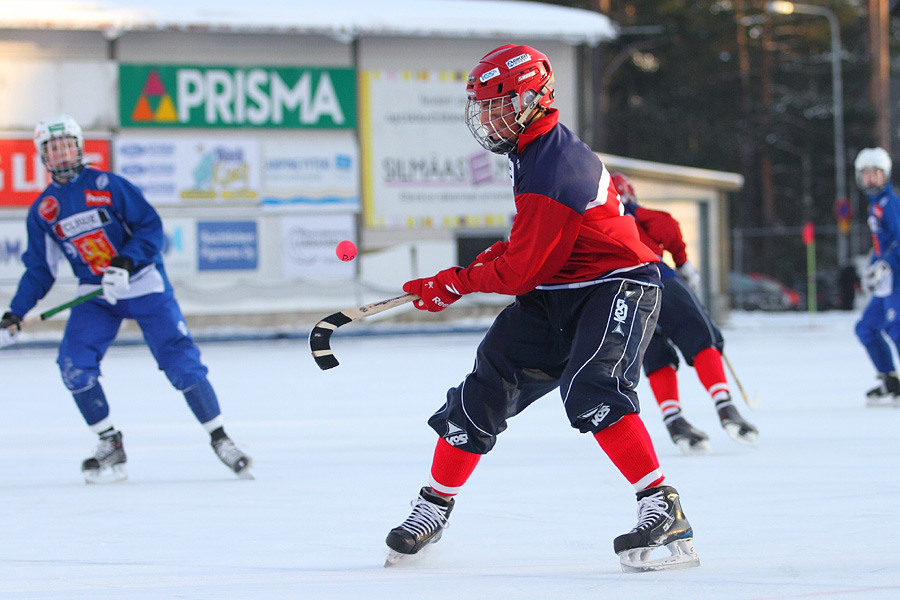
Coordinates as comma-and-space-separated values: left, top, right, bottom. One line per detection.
766, 1, 848, 264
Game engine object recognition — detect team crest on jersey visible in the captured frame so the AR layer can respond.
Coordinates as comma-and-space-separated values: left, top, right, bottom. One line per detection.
95, 173, 109, 189
71, 229, 117, 275
38, 196, 59, 222
85, 190, 112, 206
873, 204, 884, 220
53, 209, 111, 240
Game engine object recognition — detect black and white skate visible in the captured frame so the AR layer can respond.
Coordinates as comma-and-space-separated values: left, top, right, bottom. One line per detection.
664, 415, 711, 454
614, 485, 700, 573
716, 398, 759, 446
865, 372, 900, 407
211, 435, 254, 479
81, 430, 127, 484
385, 486, 454, 567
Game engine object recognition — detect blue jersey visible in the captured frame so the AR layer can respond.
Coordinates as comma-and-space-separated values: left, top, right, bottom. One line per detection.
866, 183, 900, 269
10, 167, 169, 316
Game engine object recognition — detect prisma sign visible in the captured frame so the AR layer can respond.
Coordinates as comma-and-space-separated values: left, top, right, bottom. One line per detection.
120, 65, 356, 129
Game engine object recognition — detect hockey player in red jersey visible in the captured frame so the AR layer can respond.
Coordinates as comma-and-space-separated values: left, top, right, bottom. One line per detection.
611, 173, 758, 453
383, 45, 699, 573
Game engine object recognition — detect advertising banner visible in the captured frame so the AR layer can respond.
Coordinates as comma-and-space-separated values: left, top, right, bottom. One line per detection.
120, 65, 356, 129
281, 213, 355, 280
0, 219, 26, 282
114, 137, 260, 205
261, 136, 359, 210
361, 70, 514, 229
197, 221, 258, 271
0, 139, 110, 208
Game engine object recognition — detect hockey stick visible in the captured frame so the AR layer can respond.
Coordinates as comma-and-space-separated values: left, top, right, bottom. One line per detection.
23, 289, 104, 327
4, 288, 104, 333
722, 352, 759, 411
309, 293, 417, 370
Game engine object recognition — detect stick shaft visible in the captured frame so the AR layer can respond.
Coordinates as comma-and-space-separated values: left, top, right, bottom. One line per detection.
18, 289, 103, 328
309, 293, 417, 370
722, 352, 754, 409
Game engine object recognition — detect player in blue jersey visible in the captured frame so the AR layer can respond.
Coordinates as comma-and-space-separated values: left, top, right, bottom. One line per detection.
383, 45, 699, 573
854, 147, 900, 407
0, 115, 252, 482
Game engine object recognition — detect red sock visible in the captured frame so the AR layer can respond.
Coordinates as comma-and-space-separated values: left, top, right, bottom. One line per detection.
593, 413, 665, 491
693, 347, 730, 401
647, 365, 681, 418
429, 437, 481, 497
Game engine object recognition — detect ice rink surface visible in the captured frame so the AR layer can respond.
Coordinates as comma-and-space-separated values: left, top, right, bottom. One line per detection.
1, 310, 898, 599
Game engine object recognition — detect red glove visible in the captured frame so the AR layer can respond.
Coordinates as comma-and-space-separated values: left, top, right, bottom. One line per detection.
403, 267, 468, 312
469, 240, 508, 267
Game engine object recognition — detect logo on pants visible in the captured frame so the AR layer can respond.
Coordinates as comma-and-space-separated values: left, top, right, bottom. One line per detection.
444, 421, 468, 446
612, 297, 629, 334
579, 404, 611, 428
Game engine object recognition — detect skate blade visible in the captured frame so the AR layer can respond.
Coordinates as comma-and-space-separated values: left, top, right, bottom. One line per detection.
723, 423, 758, 447
384, 548, 429, 568
83, 463, 127, 484
865, 397, 900, 408
235, 468, 255, 481
618, 538, 700, 573
675, 438, 711, 455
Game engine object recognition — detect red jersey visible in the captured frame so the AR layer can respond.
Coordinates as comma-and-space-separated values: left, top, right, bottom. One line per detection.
456, 111, 659, 296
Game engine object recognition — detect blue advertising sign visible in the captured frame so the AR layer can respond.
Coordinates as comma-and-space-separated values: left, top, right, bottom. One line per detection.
197, 221, 258, 271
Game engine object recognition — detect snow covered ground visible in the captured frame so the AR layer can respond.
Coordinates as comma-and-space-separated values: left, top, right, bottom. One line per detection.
1, 310, 898, 599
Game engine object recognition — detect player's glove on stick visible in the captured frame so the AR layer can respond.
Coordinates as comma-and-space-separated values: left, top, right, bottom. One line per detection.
101, 256, 134, 306
403, 267, 468, 312
677, 260, 701, 294
0, 311, 23, 348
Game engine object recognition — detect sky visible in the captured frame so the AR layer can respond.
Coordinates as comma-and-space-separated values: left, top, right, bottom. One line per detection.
1, 309, 898, 599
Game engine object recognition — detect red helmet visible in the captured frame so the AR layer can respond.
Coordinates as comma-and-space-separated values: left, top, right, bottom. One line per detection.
611, 172, 636, 205
464, 44, 555, 154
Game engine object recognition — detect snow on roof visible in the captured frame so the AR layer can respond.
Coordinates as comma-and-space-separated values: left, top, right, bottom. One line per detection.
0, 0, 617, 46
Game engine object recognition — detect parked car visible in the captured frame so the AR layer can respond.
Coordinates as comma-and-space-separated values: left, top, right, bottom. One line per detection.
728, 272, 801, 311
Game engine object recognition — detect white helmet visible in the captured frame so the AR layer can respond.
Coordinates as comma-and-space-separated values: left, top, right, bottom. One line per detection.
33, 114, 85, 180
854, 147, 892, 196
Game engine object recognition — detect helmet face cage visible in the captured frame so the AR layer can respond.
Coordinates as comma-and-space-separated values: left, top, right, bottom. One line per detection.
855, 147, 892, 196
465, 95, 522, 154
465, 45, 555, 155
34, 115, 84, 180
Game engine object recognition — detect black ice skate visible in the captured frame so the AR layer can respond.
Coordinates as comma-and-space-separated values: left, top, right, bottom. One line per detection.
865, 372, 900, 407
211, 434, 253, 479
715, 398, 759, 446
385, 486, 454, 566
81, 430, 127, 484
614, 485, 700, 573
664, 414, 711, 454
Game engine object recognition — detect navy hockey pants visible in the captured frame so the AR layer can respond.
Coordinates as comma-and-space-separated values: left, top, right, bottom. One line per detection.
642, 275, 724, 375
428, 279, 661, 455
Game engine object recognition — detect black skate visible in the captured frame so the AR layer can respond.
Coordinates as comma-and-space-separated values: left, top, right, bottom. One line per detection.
716, 398, 759, 446
211, 435, 253, 479
81, 430, 127, 484
385, 486, 454, 566
614, 485, 700, 573
664, 415, 711, 454
865, 372, 900, 407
